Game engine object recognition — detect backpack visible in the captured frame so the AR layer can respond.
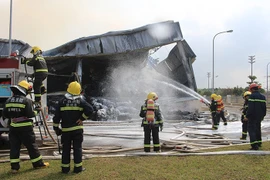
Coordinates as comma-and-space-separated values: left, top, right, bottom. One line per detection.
146, 99, 155, 122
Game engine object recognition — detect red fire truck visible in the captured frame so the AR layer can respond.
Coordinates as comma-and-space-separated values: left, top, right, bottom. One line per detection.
0, 53, 36, 135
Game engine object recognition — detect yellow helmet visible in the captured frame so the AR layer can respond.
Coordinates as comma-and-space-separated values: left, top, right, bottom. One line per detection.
147, 92, 158, 100
67, 81, 81, 95
210, 93, 217, 99
18, 80, 31, 90
30, 46, 42, 55
243, 91, 251, 97
10, 80, 32, 95
217, 95, 222, 100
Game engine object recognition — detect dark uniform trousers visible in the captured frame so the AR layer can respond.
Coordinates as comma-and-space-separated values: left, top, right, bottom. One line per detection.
144, 124, 160, 152
33, 73, 47, 102
212, 113, 219, 128
241, 118, 248, 139
216, 110, 227, 124
248, 118, 262, 148
9, 126, 43, 170
61, 130, 83, 173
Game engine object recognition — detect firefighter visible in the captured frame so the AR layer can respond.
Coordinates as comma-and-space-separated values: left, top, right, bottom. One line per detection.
23, 46, 48, 105
240, 91, 251, 140
216, 95, 227, 125
210, 93, 218, 130
2, 80, 49, 173
53, 81, 93, 173
246, 83, 266, 150
140, 92, 163, 153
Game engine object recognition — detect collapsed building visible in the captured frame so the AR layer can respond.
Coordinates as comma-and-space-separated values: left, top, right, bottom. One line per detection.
0, 21, 198, 121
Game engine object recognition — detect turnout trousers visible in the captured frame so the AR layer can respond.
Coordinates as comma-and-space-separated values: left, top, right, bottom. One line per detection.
9, 126, 43, 170
33, 73, 47, 102
143, 124, 160, 152
61, 130, 83, 173
212, 113, 218, 129
241, 119, 248, 139
217, 110, 227, 123
248, 118, 262, 149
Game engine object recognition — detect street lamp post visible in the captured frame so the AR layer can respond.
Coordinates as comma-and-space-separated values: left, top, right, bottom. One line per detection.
211, 30, 233, 93
207, 72, 210, 90
266, 62, 270, 104
8, 0, 13, 57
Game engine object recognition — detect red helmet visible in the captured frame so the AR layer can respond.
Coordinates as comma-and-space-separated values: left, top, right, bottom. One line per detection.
249, 83, 259, 90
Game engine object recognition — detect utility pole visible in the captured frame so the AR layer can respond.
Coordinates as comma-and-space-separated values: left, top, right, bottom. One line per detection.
8, 0, 13, 57
248, 55, 256, 80
207, 72, 211, 90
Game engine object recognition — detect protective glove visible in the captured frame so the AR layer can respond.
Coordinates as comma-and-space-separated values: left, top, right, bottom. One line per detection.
34, 102, 41, 111
21, 57, 26, 64
54, 128, 62, 136
160, 124, 163, 131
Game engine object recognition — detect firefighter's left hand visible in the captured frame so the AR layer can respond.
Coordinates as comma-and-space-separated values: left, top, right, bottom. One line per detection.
21, 57, 26, 64
54, 128, 62, 136
160, 124, 163, 131
76, 119, 83, 125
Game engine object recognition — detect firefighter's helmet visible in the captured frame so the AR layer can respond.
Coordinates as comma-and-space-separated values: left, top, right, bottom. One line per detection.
249, 83, 259, 91
217, 95, 222, 100
243, 91, 251, 97
147, 92, 158, 100
10, 80, 32, 96
210, 93, 217, 100
30, 46, 42, 55
67, 81, 81, 95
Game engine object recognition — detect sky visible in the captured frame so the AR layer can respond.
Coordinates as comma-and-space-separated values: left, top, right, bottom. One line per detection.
1, 0, 270, 89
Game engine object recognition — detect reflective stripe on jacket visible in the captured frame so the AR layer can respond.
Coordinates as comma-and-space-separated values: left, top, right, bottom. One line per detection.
2, 95, 35, 128
140, 100, 163, 125
26, 55, 48, 74
53, 94, 94, 132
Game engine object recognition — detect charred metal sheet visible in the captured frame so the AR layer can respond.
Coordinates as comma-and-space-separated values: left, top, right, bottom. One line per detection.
155, 40, 197, 90
0, 38, 32, 57
43, 21, 183, 59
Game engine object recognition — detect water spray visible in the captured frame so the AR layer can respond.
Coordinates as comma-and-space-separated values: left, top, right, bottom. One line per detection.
154, 80, 210, 106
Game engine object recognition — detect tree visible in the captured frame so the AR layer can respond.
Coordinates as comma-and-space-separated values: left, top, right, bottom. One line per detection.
247, 75, 258, 85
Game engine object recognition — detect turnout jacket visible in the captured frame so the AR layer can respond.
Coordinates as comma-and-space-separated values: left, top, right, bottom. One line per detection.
241, 99, 248, 120
246, 91, 266, 121
209, 99, 217, 114
140, 101, 163, 127
2, 95, 35, 127
53, 93, 93, 132
26, 55, 48, 75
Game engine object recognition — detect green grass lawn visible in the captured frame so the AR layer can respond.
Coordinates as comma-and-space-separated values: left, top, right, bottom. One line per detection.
1, 141, 270, 180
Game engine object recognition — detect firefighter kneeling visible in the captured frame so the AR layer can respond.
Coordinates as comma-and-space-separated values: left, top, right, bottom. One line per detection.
53, 81, 93, 174
2, 80, 49, 173
140, 92, 163, 153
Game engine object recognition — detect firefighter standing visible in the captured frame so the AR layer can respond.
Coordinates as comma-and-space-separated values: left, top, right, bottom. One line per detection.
210, 94, 218, 130
216, 95, 228, 125
246, 83, 266, 150
53, 81, 93, 173
240, 91, 251, 140
140, 92, 163, 153
24, 46, 48, 105
2, 80, 49, 173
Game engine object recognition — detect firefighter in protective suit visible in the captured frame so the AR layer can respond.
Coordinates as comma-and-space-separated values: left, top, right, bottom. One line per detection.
53, 81, 93, 173
210, 94, 218, 130
140, 92, 163, 153
23, 46, 48, 104
240, 91, 251, 140
246, 83, 266, 150
2, 80, 49, 173
216, 95, 227, 125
